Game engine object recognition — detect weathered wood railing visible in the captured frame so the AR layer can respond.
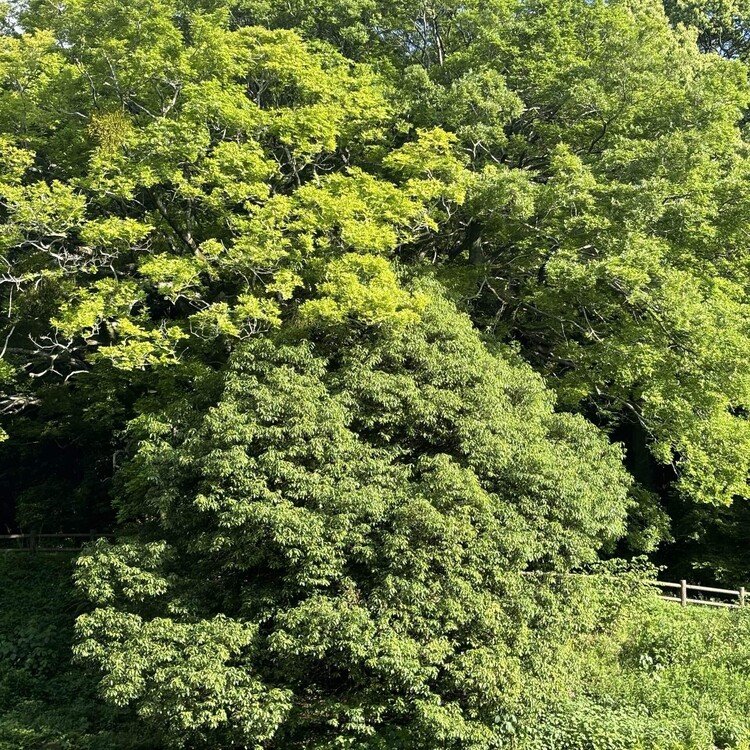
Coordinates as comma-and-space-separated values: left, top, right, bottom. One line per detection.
650, 579, 746, 609
520, 570, 747, 609
0, 532, 106, 551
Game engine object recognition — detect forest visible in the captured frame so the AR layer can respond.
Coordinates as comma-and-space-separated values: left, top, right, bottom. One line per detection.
1, 0, 750, 747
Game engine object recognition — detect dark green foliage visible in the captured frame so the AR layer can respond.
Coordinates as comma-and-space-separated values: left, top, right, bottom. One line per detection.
0, 0, 748, 746
74, 295, 631, 746
0, 554, 144, 749
5, 555, 750, 750
663, 0, 750, 58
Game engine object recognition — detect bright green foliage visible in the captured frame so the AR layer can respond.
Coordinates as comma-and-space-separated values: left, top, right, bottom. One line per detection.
526, 598, 750, 750
0, 1, 461, 384
76, 612, 291, 746
298, 253, 427, 328
234, 0, 750, 509
416, 0, 750, 507
1, 0, 750, 746
3, 0, 747, 512
73, 295, 631, 746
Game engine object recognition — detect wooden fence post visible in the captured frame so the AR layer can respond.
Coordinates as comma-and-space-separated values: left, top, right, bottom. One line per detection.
740, 587, 746, 608
680, 579, 687, 607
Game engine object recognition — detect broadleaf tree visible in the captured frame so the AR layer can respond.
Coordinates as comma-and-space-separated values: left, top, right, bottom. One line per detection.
0, 0, 748, 745
74, 292, 631, 746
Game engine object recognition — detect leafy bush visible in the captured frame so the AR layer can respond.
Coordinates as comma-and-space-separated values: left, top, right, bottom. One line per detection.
519, 597, 750, 750
0, 554, 145, 750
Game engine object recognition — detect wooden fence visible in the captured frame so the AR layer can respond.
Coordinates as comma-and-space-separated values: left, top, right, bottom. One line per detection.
519, 570, 748, 610
650, 579, 746, 609
0, 532, 106, 552
2, 536, 747, 609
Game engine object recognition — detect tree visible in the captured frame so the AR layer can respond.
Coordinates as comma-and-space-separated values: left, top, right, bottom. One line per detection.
0, 0, 747, 745
663, 0, 750, 58
231, 0, 750, 515
0, 0, 463, 529
4, 0, 748, 531
74, 292, 630, 747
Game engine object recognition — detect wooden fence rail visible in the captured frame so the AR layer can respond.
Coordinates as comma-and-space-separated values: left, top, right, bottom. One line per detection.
649, 579, 746, 609
520, 571, 747, 610
2, 537, 747, 609
0, 532, 108, 552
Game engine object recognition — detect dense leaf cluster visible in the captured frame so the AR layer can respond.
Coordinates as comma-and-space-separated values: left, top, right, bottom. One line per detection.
0, 0, 748, 746
73, 295, 629, 744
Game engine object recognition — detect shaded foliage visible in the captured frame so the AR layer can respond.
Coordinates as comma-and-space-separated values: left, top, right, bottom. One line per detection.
74, 295, 630, 746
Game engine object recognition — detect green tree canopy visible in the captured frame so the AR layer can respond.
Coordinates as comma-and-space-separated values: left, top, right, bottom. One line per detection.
242, 0, 750, 508
663, 0, 750, 58
0, 0, 747, 746
2, 0, 747, 519
0, 1, 462, 525
74, 293, 630, 747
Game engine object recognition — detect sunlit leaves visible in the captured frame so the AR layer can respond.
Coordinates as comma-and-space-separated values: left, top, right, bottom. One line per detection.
298, 253, 426, 328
